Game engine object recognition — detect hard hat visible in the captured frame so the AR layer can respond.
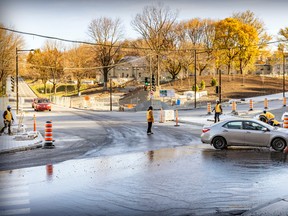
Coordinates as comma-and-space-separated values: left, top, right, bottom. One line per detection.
7, 105, 11, 109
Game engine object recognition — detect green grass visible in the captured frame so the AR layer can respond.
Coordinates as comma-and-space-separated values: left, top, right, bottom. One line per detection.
29, 83, 92, 97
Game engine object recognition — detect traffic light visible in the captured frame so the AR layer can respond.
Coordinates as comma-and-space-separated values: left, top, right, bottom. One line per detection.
11, 76, 15, 92
215, 86, 220, 94
151, 75, 156, 91
144, 77, 149, 86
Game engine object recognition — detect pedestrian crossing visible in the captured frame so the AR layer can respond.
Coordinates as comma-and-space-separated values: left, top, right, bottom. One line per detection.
0, 171, 30, 216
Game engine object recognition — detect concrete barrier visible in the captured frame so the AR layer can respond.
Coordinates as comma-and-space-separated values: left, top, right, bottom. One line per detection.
162, 110, 174, 122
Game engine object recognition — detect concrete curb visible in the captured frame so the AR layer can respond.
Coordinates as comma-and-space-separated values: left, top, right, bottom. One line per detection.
0, 141, 43, 154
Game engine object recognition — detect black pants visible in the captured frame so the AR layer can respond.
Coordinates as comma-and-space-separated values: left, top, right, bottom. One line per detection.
147, 122, 153, 133
214, 113, 221, 123
0, 120, 12, 134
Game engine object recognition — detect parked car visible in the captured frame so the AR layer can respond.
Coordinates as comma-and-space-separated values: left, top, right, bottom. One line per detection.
34, 98, 52, 111
32, 98, 39, 108
201, 119, 288, 152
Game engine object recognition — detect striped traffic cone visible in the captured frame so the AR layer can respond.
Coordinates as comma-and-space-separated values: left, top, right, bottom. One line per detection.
43, 121, 55, 149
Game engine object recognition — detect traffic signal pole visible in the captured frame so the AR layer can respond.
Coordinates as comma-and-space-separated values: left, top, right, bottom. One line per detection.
16, 48, 19, 114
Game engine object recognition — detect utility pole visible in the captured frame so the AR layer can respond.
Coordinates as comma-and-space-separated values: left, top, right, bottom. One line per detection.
15, 48, 34, 114
110, 78, 112, 111
218, 69, 222, 103
283, 52, 286, 99
16, 48, 19, 114
194, 49, 197, 108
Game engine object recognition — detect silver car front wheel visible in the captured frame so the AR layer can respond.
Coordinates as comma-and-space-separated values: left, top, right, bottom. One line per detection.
271, 138, 286, 152
212, 136, 227, 150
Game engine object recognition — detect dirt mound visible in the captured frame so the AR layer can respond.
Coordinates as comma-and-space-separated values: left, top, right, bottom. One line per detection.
162, 75, 286, 101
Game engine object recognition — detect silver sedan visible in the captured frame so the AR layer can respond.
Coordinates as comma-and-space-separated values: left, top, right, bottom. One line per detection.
201, 119, 288, 151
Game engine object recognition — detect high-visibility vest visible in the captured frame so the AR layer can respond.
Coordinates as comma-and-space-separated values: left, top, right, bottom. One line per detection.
146, 110, 154, 122
4, 110, 13, 121
215, 104, 222, 113
265, 112, 275, 120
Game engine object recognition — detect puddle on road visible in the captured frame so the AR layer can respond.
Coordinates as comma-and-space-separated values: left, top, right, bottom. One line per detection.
0, 146, 287, 216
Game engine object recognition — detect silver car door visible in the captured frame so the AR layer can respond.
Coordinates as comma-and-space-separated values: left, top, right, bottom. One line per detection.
222, 121, 246, 145
242, 121, 270, 147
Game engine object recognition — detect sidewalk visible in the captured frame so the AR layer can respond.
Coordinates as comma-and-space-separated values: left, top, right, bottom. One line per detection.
0, 130, 44, 154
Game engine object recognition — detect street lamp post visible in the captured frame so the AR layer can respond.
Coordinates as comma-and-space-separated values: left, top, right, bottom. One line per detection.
16, 48, 34, 114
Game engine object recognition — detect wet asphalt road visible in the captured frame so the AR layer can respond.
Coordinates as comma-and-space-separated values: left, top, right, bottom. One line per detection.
0, 104, 288, 215
1, 144, 287, 216
0, 104, 201, 171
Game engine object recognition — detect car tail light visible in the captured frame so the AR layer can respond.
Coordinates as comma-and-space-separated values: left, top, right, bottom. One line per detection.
202, 128, 210, 133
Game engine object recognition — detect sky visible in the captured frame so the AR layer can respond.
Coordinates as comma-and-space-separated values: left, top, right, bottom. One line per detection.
1, 0, 288, 50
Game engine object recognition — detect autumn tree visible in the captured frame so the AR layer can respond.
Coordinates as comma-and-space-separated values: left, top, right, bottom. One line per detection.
88, 17, 123, 89
214, 18, 259, 75
64, 45, 94, 94
278, 27, 288, 52
131, 2, 178, 86
27, 49, 50, 93
0, 25, 24, 85
233, 10, 271, 47
234, 23, 259, 74
163, 53, 182, 80
42, 42, 64, 94
27, 41, 64, 94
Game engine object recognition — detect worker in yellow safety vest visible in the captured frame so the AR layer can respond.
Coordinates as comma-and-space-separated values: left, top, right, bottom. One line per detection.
212, 101, 223, 123
146, 106, 154, 135
0, 105, 14, 135
262, 110, 280, 126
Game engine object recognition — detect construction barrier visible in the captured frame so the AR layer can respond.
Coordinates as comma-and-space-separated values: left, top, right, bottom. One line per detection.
44, 121, 55, 148
159, 108, 164, 123
283, 113, 288, 129
249, 99, 253, 111
174, 109, 180, 127
162, 110, 174, 122
264, 98, 268, 109
207, 103, 211, 115
232, 101, 237, 113
33, 114, 36, 132
283, 97, 287, 107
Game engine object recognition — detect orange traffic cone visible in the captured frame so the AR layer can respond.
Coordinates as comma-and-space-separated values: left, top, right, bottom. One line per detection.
43, 121, 55, 149
174, 109, 180, 127
33, 114, 36, 132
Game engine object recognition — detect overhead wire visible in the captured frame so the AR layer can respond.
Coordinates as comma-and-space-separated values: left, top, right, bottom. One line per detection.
1, 26, 287, 53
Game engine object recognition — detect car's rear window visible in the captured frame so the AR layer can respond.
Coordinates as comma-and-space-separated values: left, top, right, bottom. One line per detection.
38, 99, 50, 103
223, 121, 242, 129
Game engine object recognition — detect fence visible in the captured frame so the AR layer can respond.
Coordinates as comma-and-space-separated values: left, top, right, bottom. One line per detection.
51, 95, 121, 111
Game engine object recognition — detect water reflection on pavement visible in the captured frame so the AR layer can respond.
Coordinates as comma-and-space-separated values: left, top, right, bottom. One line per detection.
0, 146, 287, 216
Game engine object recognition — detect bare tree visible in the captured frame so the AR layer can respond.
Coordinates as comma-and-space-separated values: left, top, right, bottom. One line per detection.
88, 17, 123, 89
131, 2, 178, 86
182, 18, 216, 75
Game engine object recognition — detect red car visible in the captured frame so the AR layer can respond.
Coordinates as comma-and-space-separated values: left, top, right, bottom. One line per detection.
34, 98, 52, 111
32, 98, 39, 108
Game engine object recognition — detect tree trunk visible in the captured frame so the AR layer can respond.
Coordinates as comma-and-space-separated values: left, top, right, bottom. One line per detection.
103, 68, 108, 89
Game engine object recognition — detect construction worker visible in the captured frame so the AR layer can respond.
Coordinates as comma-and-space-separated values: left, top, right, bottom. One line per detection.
0, 105, 14, 135
262, 110, 280, 126
263, 110, 275, 120
212, 101, 223, 123
146, 106, 154, 135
